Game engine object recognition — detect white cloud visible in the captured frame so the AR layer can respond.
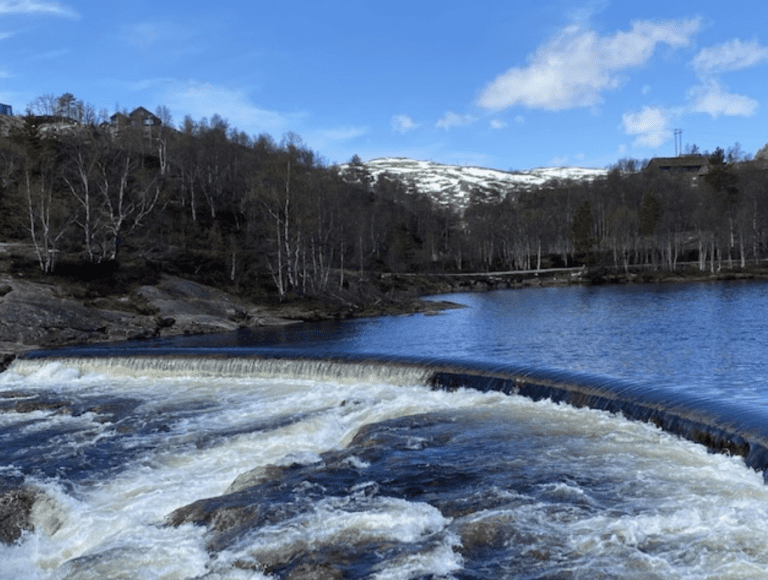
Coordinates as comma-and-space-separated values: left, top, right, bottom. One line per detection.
162, 80, 306, 134
0, 0, 79, 18
687, 80, 758, 118
489, 118, 507, 130
435, 111, 477, 130
692, 39, 768, 75
391, 114, 417, 133
478, 18, 701, 112
621, 77, 758, 147
621, 106, 673, 148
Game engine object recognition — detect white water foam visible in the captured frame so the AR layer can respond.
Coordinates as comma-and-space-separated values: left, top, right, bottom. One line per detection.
2, 361, 768, 578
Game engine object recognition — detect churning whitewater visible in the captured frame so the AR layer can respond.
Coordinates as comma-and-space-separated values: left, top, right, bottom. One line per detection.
2, 356, 768, 579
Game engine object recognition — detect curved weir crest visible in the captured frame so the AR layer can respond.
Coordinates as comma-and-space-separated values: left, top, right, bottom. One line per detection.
12, 352, 768, 477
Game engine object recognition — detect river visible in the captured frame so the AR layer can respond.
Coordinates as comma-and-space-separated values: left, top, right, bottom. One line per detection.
2, 281, 768, 579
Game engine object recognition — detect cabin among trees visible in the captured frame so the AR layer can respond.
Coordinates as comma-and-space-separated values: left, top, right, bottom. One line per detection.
646, 156, 710, 185
0, 103, 12, 116
110, 107, 162, 128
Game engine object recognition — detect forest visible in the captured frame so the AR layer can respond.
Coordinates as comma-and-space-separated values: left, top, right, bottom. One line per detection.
2, 94, 768, 306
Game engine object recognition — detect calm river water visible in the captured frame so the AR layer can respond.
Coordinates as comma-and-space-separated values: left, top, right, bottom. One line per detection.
74, 279, 768, 404
3, 280, 768, 579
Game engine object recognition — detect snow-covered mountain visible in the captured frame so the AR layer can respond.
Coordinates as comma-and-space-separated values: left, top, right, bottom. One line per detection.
338, 157, 609, 212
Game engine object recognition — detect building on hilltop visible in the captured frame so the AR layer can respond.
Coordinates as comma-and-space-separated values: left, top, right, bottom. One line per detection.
646, 155, 710, 185
109, 106, 162, 128
0, 103, 12, 116
129, 106, 161, 127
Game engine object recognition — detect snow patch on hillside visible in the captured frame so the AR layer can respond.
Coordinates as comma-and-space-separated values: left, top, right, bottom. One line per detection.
338, 157, 608, 212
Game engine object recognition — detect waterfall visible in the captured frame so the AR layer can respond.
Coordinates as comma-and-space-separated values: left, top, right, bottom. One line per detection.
11, 353, 768, 476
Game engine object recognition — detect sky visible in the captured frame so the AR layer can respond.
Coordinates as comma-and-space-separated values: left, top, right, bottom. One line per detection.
2, 0, 768, 171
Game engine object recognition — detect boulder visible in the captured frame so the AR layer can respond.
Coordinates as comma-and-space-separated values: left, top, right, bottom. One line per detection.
0, 486, 37, 545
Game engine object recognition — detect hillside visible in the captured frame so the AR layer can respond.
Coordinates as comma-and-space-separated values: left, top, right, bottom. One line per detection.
338, 157, 608, 212
0, 114, 22, 137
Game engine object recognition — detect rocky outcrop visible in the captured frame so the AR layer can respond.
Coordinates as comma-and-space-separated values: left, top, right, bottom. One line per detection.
134, 276, 250, 335
0, 274, 300, 363
0, 269, 460, 367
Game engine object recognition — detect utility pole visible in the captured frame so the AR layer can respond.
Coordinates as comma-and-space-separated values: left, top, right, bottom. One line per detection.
674, 129, 682, 157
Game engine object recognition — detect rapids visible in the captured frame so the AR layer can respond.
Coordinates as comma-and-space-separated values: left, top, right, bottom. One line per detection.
2, 355, 768, 579
4, 281, 768, 579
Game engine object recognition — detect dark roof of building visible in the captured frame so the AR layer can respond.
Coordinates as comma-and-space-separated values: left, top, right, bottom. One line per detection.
109, 107, 161, 125
130, 106, 158, 119
647, 156, 710, 169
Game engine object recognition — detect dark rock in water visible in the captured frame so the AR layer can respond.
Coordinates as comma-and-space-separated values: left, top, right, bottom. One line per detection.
0, 396, 72, 415
166, 496, 261, 534
0, 486, 37, 545
0, 478, 63, 545
226, 464, 287, 494
0, 353, 14, 373
283, 560, 345, 580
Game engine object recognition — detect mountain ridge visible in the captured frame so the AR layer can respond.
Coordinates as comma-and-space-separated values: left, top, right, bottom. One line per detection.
338, 157, 609, 212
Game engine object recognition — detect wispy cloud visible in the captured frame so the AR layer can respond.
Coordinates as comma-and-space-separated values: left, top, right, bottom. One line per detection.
317, 126, 367, 141
621, 106, 673, 148
435, 111, 477, 130
692, 39, 768, 75
684, 38, 766, 120
687, 80, 758, 118
302, 125, 369, 164
27, 47, 70, 60
621, 78, 759, 149
118, 21, 203, 57
478, 18, 702, 112
162, 80, 306, 134
489, 118, 507, 130
391, 114, 417, 133
0, 0, 79, 18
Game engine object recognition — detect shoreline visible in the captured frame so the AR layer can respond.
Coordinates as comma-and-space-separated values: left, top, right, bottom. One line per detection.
388, 262, 768, 295
0, 272, 462, 370
3, 264, 768, 371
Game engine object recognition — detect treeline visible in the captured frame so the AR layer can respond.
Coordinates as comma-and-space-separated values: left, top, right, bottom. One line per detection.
461, 146, 768, 274
2, 94, 768, 305
0, 99, 462, 301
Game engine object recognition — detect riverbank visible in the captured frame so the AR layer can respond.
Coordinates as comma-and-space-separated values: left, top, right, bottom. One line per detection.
384, 261, 768, 295
0, 272, 460, 370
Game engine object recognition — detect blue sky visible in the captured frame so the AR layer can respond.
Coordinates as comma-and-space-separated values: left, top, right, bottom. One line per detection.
2, 0, 768, 170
